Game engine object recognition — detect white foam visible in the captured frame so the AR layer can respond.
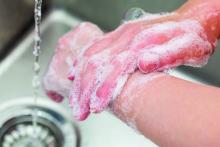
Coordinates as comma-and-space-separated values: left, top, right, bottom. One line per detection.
137, 20, 212, 72
130, 19, 204, 51
68, 16, 214, 120
116, 51, 130, 63
112, 74, 129, 100
90, 63, 114, 110
117, 73, 165, 133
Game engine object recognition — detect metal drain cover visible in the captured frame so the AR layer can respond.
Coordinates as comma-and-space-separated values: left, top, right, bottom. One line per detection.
3, 124, 55, 147
0, 97, 80, 147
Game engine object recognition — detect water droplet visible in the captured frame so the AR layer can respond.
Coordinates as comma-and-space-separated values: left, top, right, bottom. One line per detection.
124, 8, 146, 21
33, 62, 40, 73
32, 75, 40, 89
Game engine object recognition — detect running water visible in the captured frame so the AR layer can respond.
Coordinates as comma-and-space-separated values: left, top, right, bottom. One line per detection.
32, 0, 42, 135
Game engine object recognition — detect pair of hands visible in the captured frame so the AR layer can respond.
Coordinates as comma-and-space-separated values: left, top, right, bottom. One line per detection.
43, 9, 215, 120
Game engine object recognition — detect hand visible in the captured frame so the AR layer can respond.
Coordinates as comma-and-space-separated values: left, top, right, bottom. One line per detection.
43, 22, 103, 102
43, 4, 218, 120
69, 13, 215, 120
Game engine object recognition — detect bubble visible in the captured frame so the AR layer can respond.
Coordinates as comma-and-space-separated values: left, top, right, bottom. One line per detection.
123, 8, 146, 21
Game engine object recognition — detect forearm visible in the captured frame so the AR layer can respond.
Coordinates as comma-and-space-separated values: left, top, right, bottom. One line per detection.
112, 72, 220, 147
177, 0, 220, 42
112, 1, 220, 146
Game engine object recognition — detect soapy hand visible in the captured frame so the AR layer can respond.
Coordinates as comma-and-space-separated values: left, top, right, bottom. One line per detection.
43, 22, 103, 102
44, 12, 216, 121
69, 13, 215, 120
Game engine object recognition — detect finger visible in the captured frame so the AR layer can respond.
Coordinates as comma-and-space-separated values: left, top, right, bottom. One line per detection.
138, 32, 213, 73
46, 90, 64, 102
89, 51, 136, 112
68, 66, 76, 81
129, 20, 192, 51
69, 58, 101, 120
72, 24, 140, 113
86, 21, 185, 112
83, 22, 141, 57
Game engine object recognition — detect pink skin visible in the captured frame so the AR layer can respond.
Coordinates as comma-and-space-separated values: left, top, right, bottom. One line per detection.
69, 18, 214, 120
43, 22, 103, 102
43, 13, 215, 121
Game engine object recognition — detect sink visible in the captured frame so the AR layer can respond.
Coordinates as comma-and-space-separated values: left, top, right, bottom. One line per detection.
1, 7, 220, 147
0, 10, 158, 147
0, 8, 219, 147
1, 0, 220, 146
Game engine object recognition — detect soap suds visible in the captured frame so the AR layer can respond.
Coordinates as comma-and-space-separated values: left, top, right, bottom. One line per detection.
112, 74, 129, 100
137, 20, 212, 73
43, 22, 103, 104
70, 18, 213, 120
117, 72, 166, 133
47, 8, 215, 121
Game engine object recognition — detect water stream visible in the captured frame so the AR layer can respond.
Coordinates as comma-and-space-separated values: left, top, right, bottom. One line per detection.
32, 0, 42, 135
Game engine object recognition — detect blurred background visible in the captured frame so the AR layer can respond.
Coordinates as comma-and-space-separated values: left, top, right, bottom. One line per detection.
1, 0, 220, 86
54, 0, 185, 29
0, 0, 185, 57
0, 0, 220, 147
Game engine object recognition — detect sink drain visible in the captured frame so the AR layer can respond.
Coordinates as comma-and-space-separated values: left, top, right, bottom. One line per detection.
1, 116, 62, 147
0, 97, 80, 147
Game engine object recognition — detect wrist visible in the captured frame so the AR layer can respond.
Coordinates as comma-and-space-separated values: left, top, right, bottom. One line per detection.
110, 72, 167, 129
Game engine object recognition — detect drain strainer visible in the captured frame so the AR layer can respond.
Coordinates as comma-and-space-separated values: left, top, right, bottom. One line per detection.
0, 97, 80, 147
1, 116, 60, 147
2, 124, 55, 147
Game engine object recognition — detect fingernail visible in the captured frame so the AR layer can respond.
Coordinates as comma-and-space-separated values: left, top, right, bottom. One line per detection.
46, 91, 64, 103
68, 67, 75, 81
